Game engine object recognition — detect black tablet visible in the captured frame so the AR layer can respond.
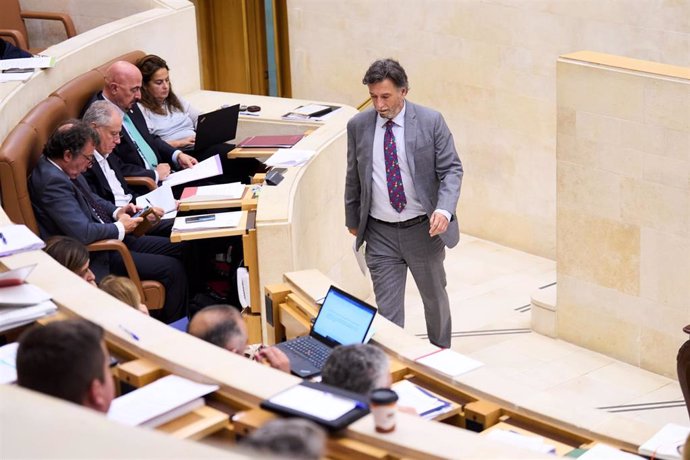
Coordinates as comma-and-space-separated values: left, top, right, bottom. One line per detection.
260, 380, 370, 431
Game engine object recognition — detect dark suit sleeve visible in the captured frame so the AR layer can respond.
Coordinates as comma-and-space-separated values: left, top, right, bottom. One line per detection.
33, 168, 119, 244
344, 116, 362, 230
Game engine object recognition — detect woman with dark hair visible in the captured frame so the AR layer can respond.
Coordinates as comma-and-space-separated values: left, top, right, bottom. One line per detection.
136, 54, 262, 183
44, 235, 96, 286
136, 54, 199, 151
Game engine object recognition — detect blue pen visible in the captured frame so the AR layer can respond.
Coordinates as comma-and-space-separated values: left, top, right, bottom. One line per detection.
0, 233, 6, 245
145, 198, 153, 207
119, 324, 140, 341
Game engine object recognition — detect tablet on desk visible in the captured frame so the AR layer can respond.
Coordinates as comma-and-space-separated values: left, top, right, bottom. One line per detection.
260, 380, 370, 431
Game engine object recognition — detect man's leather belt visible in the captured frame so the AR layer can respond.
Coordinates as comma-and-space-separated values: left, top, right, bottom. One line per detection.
369, 214, 428, 228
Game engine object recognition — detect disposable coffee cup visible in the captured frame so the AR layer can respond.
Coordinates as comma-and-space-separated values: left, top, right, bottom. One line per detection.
369, 388, 399, 433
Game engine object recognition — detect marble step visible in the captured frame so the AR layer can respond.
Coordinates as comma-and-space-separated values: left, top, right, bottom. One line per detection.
530, 284, 557, 338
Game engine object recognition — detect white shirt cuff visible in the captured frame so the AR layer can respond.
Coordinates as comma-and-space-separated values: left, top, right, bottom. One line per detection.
172, 150, 181, 167
115, 222, 125, 240
434, 209, 452, 222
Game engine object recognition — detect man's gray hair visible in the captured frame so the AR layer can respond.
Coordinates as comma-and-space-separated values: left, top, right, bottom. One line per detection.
241, 418, 326, 460
321, 344, 389, 395
83, 100, 118, 127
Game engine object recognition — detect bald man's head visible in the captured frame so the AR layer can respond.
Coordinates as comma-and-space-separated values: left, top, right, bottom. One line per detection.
188, 305, 247, 354
103, 61, 142, 111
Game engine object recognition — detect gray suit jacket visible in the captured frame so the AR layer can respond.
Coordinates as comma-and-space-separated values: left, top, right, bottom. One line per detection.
345, 101, 463, 249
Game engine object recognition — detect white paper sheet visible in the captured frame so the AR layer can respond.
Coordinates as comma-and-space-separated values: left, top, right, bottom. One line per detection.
0, 71, 33, 82
352, 239, 367, 275
415, 348, 483, 377
0, 342, 19, 385
485, 429, 556, 454
172, 211, 242, 232
638, 423, 690, 460
0, 56, 55, 70
196, 182, 245, 199
264, 149, 315, 167
107, 375, 218, 427
0, 284, 51, 307
0, 301, 57, 333
163, 154, 223, 187
392, 380, 451, 419
135, 183, 176, 213
0, 224, 45, 257
268, 384, 357, 422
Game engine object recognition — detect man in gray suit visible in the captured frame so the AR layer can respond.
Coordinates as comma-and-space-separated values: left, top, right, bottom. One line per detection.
345, 58, 463, 348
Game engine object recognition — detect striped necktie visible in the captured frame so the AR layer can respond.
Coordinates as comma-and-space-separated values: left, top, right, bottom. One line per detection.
122, 113, 159, 169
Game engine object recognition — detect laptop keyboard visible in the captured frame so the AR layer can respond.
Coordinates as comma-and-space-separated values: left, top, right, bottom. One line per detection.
282, 336, 332, 369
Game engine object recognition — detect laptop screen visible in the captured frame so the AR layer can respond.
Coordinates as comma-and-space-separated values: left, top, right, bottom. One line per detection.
311, 286, 376, 346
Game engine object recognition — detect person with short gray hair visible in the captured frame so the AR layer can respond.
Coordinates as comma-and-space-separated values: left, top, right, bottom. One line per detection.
241, 418, 326, 460
321, 344, 391, 395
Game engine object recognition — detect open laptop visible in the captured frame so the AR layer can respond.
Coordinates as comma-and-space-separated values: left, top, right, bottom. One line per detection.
275, 285, 377, 378
191, 103, 240, 154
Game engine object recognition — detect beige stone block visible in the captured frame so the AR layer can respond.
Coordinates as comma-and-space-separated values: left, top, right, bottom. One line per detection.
557, 300, 640, 367
640, 307, 689, 378
558, 210, 640, 295
557, 161, 622, 218
642, 153, 690, 190
644, 79, 690, 131
575, 110, 622, 145
620, 178, 689, 236
619, 120, 689, 160
558, 62, 645, 122
640, 228, 690, 310
557, 106, 576, 137
557, 274, 645, 325
664, 128, 690, 162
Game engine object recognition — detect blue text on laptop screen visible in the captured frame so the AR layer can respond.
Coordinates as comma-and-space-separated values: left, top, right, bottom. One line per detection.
312, 289, 373, 345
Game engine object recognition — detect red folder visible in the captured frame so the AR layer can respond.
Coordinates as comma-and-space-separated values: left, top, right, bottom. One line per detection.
237, 134, 304, 148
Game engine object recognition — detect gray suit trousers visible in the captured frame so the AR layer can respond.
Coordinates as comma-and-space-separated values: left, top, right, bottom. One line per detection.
364, 216, 451, 348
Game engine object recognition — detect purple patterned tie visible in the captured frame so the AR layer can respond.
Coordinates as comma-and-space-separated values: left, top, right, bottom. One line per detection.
384, 120, 406, 213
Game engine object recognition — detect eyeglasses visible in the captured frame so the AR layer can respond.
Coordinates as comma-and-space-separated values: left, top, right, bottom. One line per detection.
109, 130, 123, 140
82, 153, 96, 166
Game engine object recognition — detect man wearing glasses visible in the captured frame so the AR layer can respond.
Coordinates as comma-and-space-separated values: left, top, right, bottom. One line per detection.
28, 120, 188, 323
82, 60, 197, 184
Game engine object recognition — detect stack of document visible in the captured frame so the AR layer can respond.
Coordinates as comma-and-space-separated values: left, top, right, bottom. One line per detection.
180, 182, 245, 203
0, 224, 45, 257
282, 104, 339, 121
0, 267, 57, 332
392, 380, 452, 419
264, 149, 315, 168
107, 375, 219, 428
0, 56, 55, 83
172, 211, 242, 232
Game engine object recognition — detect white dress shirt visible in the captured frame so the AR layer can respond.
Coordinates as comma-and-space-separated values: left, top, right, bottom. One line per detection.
94, 150, 132, 207
370, 103, 452, 223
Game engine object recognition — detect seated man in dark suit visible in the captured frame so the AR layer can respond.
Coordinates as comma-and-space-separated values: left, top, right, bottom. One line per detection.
82, 60, 197, 183
16, 319, 115, 413
82, 100, 173, 236
28, 120, 187, 323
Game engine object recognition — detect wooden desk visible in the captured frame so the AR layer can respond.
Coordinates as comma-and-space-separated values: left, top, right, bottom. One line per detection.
279, 269, 662, 456
169, 210, 249, 243
169, 210, 261, 315
228, 147, 277, 159
178, 185, 259, 212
